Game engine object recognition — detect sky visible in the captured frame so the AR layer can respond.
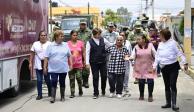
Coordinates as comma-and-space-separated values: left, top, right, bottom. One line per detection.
52, 0, 194, 19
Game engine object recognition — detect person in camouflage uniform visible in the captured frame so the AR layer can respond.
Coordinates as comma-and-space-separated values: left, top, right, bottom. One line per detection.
49, 26, 60, 41
128, 21, 148, 49
77, 19, 92, 88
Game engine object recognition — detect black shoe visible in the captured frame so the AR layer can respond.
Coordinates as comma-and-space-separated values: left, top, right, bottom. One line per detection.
161, 104, 171, 108
61, 97, 65, 102
36, 96, 42, 100
134, 80, 138, 84
172, 106, 179, 111
50, 88, 56, 103
171, 92, 179, 111
79, 91, 83, 96
50, 97, 55, 103
102, 91, 106, 96
93, 95, 98, 99
84, 83, 89, 88
69, 94, 75, 98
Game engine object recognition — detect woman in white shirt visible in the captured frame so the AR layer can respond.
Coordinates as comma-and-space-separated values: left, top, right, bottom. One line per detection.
29, 31, 51, 100
153, 29, 188, 111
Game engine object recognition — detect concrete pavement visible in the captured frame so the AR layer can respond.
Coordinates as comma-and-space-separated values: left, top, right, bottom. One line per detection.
0, 71, 194, 112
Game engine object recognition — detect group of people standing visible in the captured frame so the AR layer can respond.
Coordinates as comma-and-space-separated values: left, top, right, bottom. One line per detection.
29, 20, 188, 111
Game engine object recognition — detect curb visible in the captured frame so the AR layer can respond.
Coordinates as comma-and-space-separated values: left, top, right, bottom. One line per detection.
188, 67, 194, 79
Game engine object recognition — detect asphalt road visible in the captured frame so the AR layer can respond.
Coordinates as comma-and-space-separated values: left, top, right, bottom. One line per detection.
0, 71, 194, 112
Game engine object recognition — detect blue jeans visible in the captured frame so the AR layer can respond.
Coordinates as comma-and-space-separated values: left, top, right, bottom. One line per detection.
36, 69, 51, 97
49, 73, 67, 88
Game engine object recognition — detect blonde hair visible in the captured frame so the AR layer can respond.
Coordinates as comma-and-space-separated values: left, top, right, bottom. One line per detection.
53, 30, 64, 41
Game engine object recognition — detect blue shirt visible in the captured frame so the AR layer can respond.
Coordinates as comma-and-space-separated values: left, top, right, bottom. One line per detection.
45, 42, 71, 73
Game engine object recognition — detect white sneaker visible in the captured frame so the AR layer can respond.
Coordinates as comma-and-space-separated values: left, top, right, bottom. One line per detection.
109, 93, 114, 98
117, 94, 122, 98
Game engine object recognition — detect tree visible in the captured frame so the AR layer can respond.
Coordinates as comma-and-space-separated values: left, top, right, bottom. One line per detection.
117, 7, 129, 15
116, 7, 132, 26
102, 9, 122, 27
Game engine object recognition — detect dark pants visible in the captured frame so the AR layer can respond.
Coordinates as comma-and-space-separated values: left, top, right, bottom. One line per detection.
138, 79, 154, 97
36, 69, 51, 97
82, 68, 90, 84
49, 73, 67, 88
161, 61, 180, 103
90, 62, 107, 96
157, 64, 161, 74
108, 73, 124, 94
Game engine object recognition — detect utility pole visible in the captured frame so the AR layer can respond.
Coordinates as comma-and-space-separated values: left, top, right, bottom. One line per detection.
145, 0, 148, 15
184, 0, 192, 64
140, 0, 143, 16
88, 2, 90, 14
152, 0, 154, 20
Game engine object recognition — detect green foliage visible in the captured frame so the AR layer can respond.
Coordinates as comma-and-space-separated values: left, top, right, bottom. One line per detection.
179, 18, 184, 36
117, 7, 131, 15
116, 7, 132, 26
102, 9, 122, 27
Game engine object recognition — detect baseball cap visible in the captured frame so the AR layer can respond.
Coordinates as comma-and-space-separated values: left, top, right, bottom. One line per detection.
134, 21, 142, 29
107, 22, 114, 27
80, 19, 87, 24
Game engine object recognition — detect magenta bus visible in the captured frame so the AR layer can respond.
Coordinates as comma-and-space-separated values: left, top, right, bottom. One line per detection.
0, 0, 48, 96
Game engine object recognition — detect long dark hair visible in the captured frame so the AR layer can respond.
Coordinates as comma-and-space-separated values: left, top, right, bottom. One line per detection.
37, 30, 46, 41
70, 30, 78, 36
138, 33, 149, 49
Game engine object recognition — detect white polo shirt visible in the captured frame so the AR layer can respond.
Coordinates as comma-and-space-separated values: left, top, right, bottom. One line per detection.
31, 41, 51, 70
153, 39, 187, 69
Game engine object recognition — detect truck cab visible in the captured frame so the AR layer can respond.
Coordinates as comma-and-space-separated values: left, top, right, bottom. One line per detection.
61, 15, 94, 41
